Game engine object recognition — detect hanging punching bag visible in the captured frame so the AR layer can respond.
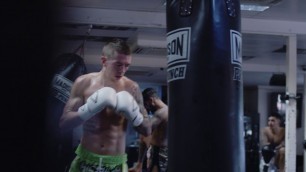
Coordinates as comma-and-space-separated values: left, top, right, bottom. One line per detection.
45, 53, 87, 171
166, 0, 244, 172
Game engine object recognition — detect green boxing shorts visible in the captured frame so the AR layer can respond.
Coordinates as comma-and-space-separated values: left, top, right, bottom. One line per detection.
69, 145, 128, 172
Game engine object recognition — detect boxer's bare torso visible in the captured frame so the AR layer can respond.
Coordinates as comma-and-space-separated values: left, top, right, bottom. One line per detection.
262, 115, 285, 147
262, 126, 285, 147
64, 71, 141, 155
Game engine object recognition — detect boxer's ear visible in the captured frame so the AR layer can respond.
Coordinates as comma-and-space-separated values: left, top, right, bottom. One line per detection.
101, 56, 107, 66
149, 97, 155, 103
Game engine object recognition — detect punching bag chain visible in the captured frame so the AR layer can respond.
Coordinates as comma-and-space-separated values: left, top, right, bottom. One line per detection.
179, 0, 193, 16
73, 24, 93, 58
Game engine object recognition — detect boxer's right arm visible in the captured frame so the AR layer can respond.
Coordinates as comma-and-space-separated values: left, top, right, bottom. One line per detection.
59, 77, 86, 131
59, 77, 116, 131
78, 87, 116, 121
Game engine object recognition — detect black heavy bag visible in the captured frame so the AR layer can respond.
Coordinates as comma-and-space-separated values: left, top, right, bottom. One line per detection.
166, 0, 244, 172
45, 53, 87, 171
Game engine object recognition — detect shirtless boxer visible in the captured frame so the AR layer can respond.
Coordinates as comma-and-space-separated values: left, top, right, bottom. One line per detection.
261, 112, 285, 172
129, 88, 168, 172
59, 38, 151, 172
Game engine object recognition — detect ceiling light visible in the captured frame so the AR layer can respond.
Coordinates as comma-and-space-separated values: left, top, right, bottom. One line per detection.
240, 4, 270, 11
240, 0, 282, 12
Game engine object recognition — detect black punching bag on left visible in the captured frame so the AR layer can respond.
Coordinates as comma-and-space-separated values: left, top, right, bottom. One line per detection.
45, 53, 87, 172
166, 0, 244, 172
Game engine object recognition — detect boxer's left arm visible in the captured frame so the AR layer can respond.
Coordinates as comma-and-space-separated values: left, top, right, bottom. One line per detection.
116, 84, 151, 136
134, 87, 152, 136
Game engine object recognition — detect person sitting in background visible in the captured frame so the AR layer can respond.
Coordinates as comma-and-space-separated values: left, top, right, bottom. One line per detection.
261, 112, 285, 172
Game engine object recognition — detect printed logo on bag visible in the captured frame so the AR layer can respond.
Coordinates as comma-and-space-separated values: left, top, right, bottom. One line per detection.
230, 30, 242, 82
52, 74, 73, 103
167, 27, 191, 65
230, 30, 242, 66
233, 67, 242, 81
167, 64, 187, 82
167, 27, 191, 83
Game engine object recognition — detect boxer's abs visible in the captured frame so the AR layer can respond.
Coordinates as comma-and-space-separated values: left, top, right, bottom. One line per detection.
80, 117, 127, 155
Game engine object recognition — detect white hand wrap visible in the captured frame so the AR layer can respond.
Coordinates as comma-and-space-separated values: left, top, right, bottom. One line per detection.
115, 91, 144, 127
78, 87, 117, 121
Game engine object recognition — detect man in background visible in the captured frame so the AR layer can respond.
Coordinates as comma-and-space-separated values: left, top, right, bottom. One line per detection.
261, 112, 285, 172
129, 88, 168, 172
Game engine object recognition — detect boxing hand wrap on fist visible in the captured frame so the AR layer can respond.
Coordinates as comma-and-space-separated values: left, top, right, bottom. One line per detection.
78, 87, 117, 121
115, 91, 144, 127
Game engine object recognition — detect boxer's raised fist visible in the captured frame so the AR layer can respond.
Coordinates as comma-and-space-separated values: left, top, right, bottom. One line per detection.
78, 87, 116, 121
115, 91, 143, 127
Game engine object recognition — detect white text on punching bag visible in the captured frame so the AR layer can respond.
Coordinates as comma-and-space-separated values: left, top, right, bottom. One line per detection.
167, 27, 191, 65
167, 65, 186, 82
168, 36, 183, 56
166, 28, 190, 83
52, 74, 73, 103
230, 30, 242, 82
233, 67, 241, 81
230, 30, 242, 65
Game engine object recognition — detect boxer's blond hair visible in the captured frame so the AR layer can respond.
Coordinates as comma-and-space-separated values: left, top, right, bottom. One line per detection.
102, 38, 131, 59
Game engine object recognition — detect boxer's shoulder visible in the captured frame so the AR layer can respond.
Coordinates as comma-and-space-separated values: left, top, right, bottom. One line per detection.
75, 73, 98, 84
120, 77, 140, 92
